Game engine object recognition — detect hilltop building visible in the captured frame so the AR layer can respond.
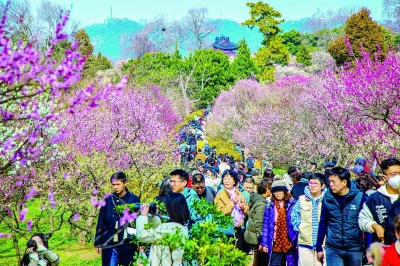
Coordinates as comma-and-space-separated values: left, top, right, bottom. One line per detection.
211, 36, 238, 56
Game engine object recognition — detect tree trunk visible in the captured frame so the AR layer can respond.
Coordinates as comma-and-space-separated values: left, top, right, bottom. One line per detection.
12, 231, 21, 264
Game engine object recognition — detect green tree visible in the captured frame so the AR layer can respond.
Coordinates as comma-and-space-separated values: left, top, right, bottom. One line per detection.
380, 25, 398, 48
281, 30, 301, 55
121, 51, 176, 89
232, 39, 259, 79
74, 29, 93, 57
84, 53, 113, 78
242, 1, 284, 45
296, 45, 312, 66
254, 37, 289, 82
184, 49, 235, 107
328, 8, 386, 66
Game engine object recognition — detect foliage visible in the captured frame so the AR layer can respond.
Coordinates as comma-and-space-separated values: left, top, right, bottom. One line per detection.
184, 49, 236, 107
122, 51, 175, 89
296, 45, 312, 66
281, 29, 301, 55
74, 29, 93, 57
206, 136, 242, 160
242, 1, 284, 46
83, 52, 113, 78
328, 8, 386, 66
231, 39, 259, 80
118, 198, 249, 266
253, 37, 289, 82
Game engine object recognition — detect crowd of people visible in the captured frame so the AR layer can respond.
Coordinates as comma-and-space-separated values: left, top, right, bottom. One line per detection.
21, 114, 400, 266
89, 113, 400, 266
90, 154, 400, 266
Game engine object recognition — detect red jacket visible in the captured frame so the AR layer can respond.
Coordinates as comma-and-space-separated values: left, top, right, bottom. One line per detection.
382, 242, 400, 266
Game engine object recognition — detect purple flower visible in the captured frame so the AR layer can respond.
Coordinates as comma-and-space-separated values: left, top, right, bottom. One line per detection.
50, 132, 66, 144
27, 220, 33, 232
119, 207, 138, 226
73, 213, 80, 221
24, 188, 38, 200
19, 208, 28, 222
48, 191, 56, 209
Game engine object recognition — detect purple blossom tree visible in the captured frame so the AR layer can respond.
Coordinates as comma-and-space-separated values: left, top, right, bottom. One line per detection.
0, 3, 127, 257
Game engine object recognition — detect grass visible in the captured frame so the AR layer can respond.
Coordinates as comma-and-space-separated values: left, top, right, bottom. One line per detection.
272, 168, 287, 176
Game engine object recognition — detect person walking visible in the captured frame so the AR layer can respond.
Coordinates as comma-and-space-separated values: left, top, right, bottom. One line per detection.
316, 167, 367, 266
291, 173, 327, 266
94, 172, 140, 266
359, 158, 400, 244
245, 178, 273, 266
214, 170, 249, 250
261, 176, 298, 266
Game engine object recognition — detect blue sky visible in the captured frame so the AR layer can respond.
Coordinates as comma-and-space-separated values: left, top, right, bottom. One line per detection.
27, 0, 383, 27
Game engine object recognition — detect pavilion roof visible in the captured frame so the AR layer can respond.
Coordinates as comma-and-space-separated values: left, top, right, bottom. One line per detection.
211, 36, 238, 50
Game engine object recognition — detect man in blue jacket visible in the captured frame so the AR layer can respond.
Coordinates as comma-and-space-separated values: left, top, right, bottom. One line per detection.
316, 167, 367, 266
95, 172, 140, 266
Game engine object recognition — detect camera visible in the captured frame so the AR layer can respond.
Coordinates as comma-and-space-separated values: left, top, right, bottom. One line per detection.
27, 240, 36, 249
133, 202, 157, 214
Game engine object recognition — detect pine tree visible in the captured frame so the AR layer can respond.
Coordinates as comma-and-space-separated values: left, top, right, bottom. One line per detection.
242, 1, 284, 46
254, 37, 289, 82
232, 39, 259, 79
74, 29, 93, 57
296, 45, 312, 66
328, 8, 386, 66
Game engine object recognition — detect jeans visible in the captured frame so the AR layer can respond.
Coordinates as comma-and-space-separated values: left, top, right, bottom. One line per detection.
110, 247, 119, 266
270, 251, 286, 266
325, 246, 362, 266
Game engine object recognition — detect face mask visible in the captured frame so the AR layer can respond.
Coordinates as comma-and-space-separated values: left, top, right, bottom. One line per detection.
388, 175, 400, 189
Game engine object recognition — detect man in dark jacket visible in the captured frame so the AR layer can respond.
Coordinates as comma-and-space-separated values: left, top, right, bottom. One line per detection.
290, 171, 312, 200
191, 173, 216, 204
316, 167, 367, 266
95, 172, 140, 266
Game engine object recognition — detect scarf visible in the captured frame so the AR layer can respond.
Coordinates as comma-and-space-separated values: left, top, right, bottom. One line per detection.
273, 199, 292, 253
226, 187, 244, 227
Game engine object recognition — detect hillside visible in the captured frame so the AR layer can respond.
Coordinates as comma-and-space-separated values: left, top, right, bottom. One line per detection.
85, 18, 143, 61
84, 18, 305, 61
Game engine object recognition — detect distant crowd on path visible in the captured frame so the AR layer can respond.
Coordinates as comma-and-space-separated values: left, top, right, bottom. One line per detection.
91, 107, 400, 266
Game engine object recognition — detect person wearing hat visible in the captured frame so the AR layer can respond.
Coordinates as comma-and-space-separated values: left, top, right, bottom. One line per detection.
291, 173, 327, 266
261, 176, 298, 266
323, 162, 335, 185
